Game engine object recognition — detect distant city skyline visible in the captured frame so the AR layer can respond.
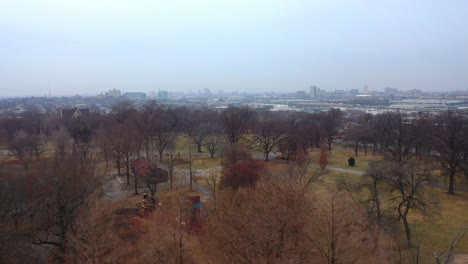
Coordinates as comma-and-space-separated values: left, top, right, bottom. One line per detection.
1, 0, 468, 97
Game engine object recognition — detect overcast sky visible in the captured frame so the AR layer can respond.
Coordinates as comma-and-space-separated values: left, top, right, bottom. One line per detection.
1, 0, 467, 96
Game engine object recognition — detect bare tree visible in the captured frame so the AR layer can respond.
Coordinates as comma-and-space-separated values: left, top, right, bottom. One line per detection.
139, 192, 196, 264
138, 100, 159, 159
111, 100, 135, 124
109, 123, 125, 177
254, 115, 286, 161
344, 123, 368, 156
95, 126, 113, 167
203, 125, 224, 158
152, 109, 176, 162
186, 144, 197, 191
63, 200, 124, 263
8, 130, 42, 176
362, 161, 385, 227
221, 107, 256, 145
205, 170, 218, 210
312, 191, 373, 264
204, 178, 318, 263
375, 112, 422, 164
371, 160, 434, 248
188, 123, 209, 153
164, 152, 176, 189
50, 127, 73, 163
300, 112, 321, 151
320, 108, 343, 150
28, 149, 101, 258
435, 231, 466, 264
121, 123, 142, 190
434, 111, 467, 194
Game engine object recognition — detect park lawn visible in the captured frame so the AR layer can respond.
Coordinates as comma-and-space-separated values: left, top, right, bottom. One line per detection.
191, 156, 223, 170
174, 134, 193, 153
315, 170, 363, 192
0, 152, 15, 162
306, 144, 382, 172
409, 188, 468, 256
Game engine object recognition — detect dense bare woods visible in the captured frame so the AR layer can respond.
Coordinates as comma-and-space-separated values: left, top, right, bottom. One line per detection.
203, 179, 380, 264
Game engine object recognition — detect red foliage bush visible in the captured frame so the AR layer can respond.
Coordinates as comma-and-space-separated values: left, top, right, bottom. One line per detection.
223, 143, 251, 166
220, 159, 264, 190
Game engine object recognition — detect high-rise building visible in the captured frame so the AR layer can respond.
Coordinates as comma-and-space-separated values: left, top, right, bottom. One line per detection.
158, 90, 169, 101
363, 85, 369, 94
310, 86, 318, 97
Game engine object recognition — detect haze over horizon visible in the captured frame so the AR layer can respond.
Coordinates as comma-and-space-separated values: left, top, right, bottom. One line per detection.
1, 0, 467, 97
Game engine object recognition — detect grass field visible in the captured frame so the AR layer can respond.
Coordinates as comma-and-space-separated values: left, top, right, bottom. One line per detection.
305, 143, 382, 172
410, 188, 468, 255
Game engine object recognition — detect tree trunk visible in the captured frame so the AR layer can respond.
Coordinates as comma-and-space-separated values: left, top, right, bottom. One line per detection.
170, 170, 174, 189
448, 170, 455, 195
374, 184, 381, 226
104, 152, 109, 167
189, 171, 193, 191
159, 150, 164, 162
134, 174, 138, 194
126, 158, 130, 185
402, 215, 412, 248
197, 142, 202, 153
145, 140, 150, 159
116, 158, 121, 176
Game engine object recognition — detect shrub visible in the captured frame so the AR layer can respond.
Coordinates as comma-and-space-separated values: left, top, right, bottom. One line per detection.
319, 146, 328, 170
220, 159, 264, 189
348, 157, 356, 167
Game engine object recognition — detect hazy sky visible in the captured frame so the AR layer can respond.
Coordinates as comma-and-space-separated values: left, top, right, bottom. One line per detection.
1, 0, 467, 96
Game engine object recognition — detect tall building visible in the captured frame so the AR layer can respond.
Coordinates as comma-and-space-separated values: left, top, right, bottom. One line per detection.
158, 90, 169, 101
363, 85, 369, 94
203, 88, 211, 96
310, 86, 318, 98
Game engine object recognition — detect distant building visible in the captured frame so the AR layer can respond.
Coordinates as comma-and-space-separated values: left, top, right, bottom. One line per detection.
363, 85, 369, 94
310, 86, 318, 98
105, 88, 121, 97
334, 90, 346, 96
147, 91, 157, 99
296, 91, 307, 98
385, 87, 398, 95
158, 90, 169, 101
350, 89, 359, 95
123, 92, 146, 100
408, 89, 422, 95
